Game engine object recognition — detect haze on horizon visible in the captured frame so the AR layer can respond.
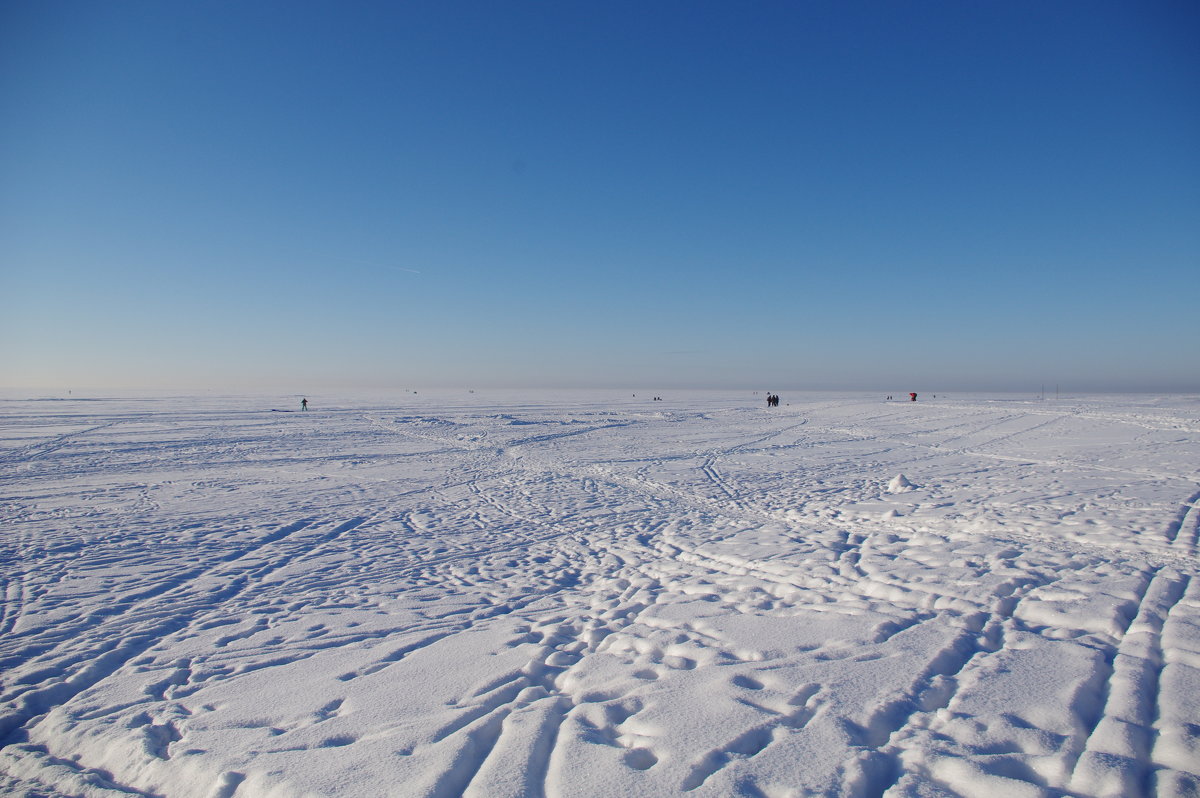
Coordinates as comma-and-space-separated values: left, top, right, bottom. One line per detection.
2, 2, 1197, 394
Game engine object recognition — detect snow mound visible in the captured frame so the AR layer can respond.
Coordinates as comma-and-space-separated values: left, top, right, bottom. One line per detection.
887, 473, 918, 493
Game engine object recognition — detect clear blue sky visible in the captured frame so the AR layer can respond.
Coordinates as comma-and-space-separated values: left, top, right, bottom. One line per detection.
2, 1, 1197, 392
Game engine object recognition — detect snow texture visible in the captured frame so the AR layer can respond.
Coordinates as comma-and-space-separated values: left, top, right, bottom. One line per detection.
1, 390, 1199, 798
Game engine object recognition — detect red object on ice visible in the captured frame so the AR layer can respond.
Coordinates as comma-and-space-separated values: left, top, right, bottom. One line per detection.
909, 393, 917, 401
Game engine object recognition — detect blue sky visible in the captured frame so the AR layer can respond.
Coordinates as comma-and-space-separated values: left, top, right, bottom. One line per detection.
2, 1, 1197, 392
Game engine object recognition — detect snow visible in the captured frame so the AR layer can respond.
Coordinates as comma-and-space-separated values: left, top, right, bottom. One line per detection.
1, 390, 1198, 797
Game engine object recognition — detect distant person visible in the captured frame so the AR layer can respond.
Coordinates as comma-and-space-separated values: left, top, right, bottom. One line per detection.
301, 398, 308, 411
909, 392, 917, 402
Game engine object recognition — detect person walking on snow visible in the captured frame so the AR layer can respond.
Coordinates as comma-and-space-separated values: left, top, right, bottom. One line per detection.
301, 398, 308, 411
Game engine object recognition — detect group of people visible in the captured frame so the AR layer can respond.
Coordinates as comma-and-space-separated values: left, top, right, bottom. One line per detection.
766, 393, 781, 407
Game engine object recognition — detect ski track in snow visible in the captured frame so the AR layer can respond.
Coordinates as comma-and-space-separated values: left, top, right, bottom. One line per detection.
1, 391, 1198, 797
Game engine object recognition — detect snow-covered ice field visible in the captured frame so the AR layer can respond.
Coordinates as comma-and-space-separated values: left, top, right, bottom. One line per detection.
2, 391, 1198, 798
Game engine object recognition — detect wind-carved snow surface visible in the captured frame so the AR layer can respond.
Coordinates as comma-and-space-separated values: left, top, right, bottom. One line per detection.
1, 391, 1199, 798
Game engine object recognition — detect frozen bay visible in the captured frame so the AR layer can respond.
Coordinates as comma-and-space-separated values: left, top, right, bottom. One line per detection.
1, 391, 1198, 797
